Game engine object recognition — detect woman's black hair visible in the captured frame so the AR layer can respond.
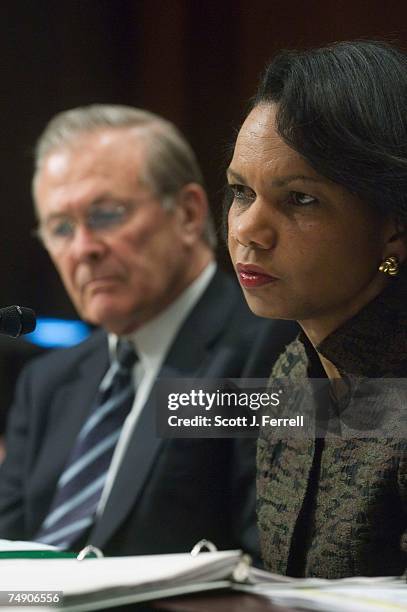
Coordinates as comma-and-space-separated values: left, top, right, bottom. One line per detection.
254, 40, 407, 222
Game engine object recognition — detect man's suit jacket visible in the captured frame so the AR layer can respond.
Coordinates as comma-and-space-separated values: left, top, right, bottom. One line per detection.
0, 270, 297, 557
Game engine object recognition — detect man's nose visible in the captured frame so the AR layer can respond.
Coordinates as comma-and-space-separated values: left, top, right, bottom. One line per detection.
69, 224, 107, 260
230, 198, 277, 250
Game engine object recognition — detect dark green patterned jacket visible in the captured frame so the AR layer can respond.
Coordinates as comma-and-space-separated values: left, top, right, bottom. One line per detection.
257, 273, 407, 578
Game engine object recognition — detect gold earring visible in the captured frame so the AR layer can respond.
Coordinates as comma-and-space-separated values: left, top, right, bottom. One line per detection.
378, 255, 400, 277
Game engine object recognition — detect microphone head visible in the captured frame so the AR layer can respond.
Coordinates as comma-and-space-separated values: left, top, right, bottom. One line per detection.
0, 305, 36, 337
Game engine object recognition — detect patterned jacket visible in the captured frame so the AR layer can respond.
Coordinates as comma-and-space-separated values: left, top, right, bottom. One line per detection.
257, 272, 407, 578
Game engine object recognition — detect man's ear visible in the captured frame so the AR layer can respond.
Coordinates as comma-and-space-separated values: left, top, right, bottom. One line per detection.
383, 218, 407, 265
174, 183, 209, 245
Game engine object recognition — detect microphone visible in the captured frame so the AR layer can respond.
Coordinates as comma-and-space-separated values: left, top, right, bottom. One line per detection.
0, 305, 36, 337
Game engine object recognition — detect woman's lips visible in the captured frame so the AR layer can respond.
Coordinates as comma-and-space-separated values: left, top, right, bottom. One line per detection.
236, 263, 278, 288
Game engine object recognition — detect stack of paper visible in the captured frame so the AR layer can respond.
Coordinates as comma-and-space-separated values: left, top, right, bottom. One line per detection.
237, 574, 407, 611
1, 550, 244, 611
0, 544, 405, 611
0, 539, 58, 552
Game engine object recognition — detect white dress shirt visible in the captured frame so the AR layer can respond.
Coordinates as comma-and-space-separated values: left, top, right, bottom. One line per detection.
97, 261, 216, 513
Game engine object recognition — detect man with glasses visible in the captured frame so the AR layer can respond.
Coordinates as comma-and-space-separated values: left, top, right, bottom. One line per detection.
0, 105, 295, 556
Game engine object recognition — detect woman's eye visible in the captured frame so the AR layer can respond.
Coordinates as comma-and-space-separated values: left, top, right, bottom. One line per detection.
290, 191, 318, 206
229, 184, 255, 204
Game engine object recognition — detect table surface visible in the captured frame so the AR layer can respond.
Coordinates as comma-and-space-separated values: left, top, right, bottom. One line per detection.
151, 591, 296, 611
109, 591, 296, 611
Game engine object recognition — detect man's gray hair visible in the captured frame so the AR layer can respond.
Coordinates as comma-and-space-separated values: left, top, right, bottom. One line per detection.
33, 104, 217, 247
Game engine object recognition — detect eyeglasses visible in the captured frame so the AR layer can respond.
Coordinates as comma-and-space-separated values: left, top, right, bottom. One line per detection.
34, 201, 135, 253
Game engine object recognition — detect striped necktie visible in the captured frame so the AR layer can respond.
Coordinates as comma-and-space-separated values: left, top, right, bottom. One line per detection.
35, 340, 138, 549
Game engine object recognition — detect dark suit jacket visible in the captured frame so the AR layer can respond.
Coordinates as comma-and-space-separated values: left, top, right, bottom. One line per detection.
0, 270, 297, 557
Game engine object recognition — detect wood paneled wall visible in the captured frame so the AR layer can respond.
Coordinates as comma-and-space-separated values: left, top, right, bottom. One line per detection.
1, 0, 406, 316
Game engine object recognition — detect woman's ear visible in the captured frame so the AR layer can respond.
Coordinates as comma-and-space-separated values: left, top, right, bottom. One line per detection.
174, 183, 209, 246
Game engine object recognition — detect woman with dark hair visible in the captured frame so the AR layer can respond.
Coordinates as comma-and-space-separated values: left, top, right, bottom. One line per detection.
227, 40, 407, 578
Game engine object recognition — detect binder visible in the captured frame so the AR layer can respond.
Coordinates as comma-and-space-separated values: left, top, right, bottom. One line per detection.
0, 539, 405, 611
0, 542, 252, 611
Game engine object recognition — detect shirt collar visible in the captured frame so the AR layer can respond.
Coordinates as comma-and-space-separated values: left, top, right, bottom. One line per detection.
108, 261, 217, 370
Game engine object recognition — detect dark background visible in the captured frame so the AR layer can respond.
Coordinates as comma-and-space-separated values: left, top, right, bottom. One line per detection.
2, 0, 407, 318
0, 0, 406, 433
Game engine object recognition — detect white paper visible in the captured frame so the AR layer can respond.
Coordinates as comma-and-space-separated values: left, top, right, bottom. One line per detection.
0, 539, 58, 551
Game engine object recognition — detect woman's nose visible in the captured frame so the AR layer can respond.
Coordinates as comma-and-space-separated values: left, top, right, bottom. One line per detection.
229, 198, 277, 250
